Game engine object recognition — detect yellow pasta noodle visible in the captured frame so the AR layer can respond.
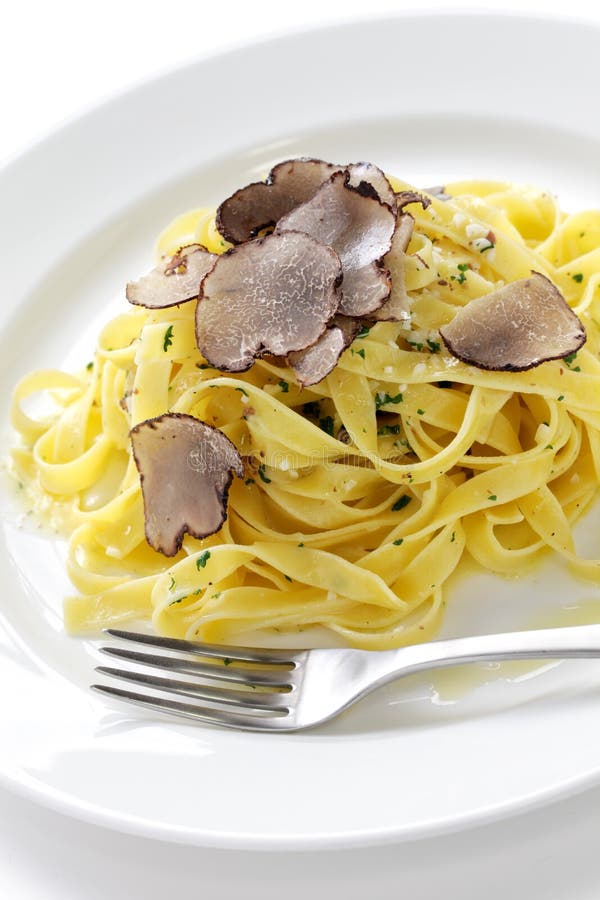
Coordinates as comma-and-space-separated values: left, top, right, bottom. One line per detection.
10, 174, 600, 649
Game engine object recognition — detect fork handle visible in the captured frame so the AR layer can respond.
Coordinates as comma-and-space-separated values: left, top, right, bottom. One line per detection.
369, 624, 600, 687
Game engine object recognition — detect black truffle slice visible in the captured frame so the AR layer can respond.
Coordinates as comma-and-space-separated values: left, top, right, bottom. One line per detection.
126, 244, 216, 309
131, 413, 244, 557
216, 158, 341, 244
195, 230, 342, 372
395, 190, 431, 212
346, 162, 397, 211
276, 171, 396, 317
423, 185, 451, 202
288, 315, 360, 386
439, 273, 586, 372
373, 213, 415, 322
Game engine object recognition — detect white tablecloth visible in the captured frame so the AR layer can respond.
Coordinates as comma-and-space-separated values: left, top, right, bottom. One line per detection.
2, 2, 600, 896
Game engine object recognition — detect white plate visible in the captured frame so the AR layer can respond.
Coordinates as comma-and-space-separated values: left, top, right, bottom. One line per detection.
2, 12, 600, 851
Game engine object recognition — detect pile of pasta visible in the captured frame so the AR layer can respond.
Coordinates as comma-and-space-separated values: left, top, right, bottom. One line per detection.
11, 175, 600, 649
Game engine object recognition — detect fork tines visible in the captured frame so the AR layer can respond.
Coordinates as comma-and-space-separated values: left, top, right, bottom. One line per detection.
91, 628, 304, 732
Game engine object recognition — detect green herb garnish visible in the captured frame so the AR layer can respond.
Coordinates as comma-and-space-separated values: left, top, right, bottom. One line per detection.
450, 263, 469, 285
318, 415, 335, 436
196, 550, 211, 569
302, 401, 321, 417
163, 325, 174, 352
392, 495, 412, 511
258, 464, 272, 484
376, 392, 403, 410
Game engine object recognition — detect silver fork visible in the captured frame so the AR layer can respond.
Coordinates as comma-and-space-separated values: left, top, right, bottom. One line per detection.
92, 624, 600, 732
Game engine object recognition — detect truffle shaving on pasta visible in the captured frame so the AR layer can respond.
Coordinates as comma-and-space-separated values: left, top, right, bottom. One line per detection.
10, 160, 600, 650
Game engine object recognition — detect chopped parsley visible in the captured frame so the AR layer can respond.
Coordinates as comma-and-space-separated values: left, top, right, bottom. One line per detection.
393, 538, 404, 546
572, 273, 584, 283
557, 394, 565, 402
356, 325, 371, 339
278, 380, 289, 393
488, 495, 497, 502
351, 347, 366, 359
223, 658, 233, 666
168, 575, 176, 591
302, 401, 321, 417
564, 352, 581, 372
392, 495, 412, 511
407, 339, 423, 352
426, 339, 441, 353
377, 423, 401, 436
450, 531, 456, 543
318, 415, 335, 436
244, 477, 255, 486
376, 391, 403, 410
162, 325, 174, 352
416, 408, 425, 416
235, 386, 248, 396
86, 361, 93, 371
196, 550, 211, 569
297, 542, 305, 548
450, 263, 469, 285
258, 464, 272, 484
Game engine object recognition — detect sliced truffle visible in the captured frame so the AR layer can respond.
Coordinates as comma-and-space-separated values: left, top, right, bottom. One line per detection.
439, 273, 586, 371
126, 244, 216, 309
276, 171, 396, 317
346, 162, 397, 212
423, 185, 451, 202
395, 190, 431, 212
373, 214, 415, 322
131, 413, 243, 556
196, 230, 342, 372
216, 158, 341, 244
288, 315, 360, 386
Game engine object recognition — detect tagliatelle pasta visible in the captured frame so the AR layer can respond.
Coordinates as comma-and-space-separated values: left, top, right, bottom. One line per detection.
10, 170, 600, 649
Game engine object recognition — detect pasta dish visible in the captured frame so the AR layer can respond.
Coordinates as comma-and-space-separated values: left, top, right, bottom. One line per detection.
10, 159, 600, 650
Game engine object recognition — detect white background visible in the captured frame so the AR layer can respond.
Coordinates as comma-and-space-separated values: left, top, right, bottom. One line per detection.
2, 1, 600, 897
